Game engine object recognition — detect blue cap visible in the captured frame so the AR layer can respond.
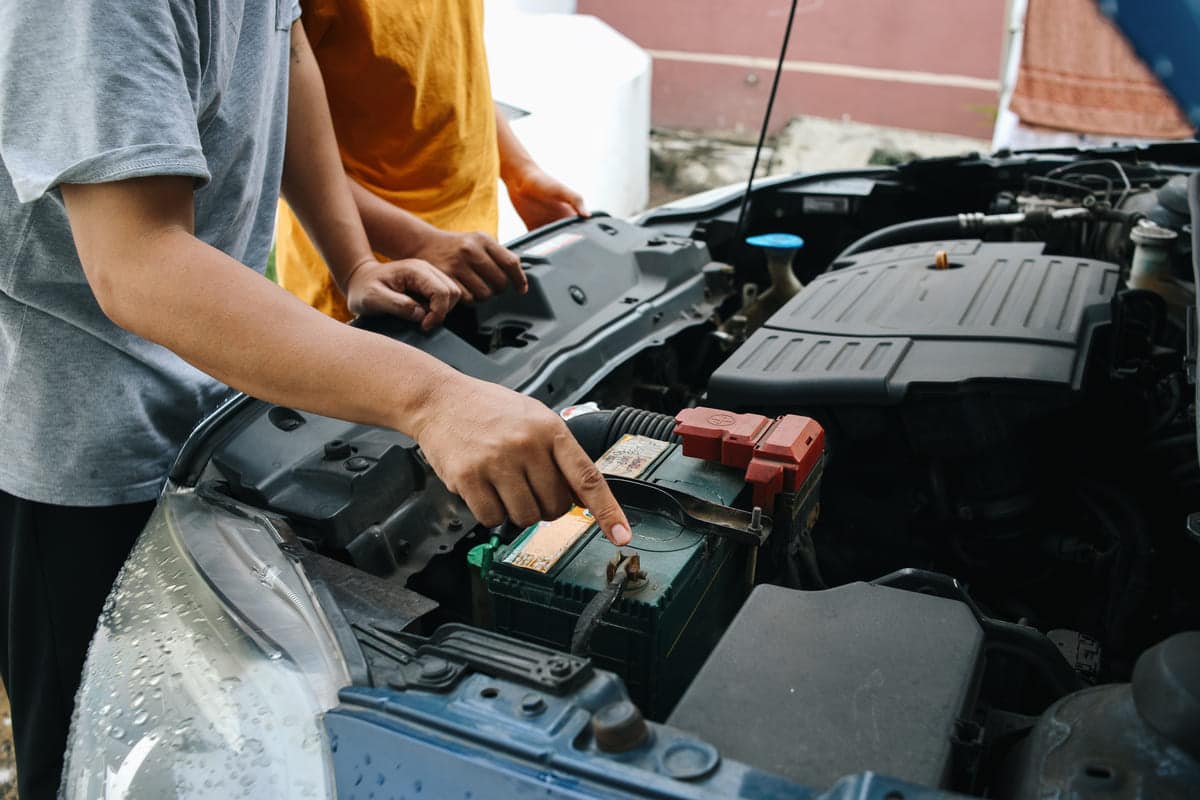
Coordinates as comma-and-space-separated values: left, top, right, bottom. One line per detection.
746, 233, 805, 250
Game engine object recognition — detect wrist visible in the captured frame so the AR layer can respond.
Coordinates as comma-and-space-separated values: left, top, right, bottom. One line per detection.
399, 363, 471, 441
334, 254, 378, 295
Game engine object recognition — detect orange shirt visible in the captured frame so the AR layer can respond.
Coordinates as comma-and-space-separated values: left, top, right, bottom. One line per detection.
276, 0, 500, 320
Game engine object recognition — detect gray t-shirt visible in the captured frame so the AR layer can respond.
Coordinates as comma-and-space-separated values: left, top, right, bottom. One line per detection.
0, 0, 300, 505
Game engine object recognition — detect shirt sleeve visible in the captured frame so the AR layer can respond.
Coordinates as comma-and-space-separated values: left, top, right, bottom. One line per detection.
0, 1, 210, 204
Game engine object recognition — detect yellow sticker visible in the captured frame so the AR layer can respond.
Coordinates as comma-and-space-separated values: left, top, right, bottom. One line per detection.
505, 506, 595, 573
595, 434, 671, 479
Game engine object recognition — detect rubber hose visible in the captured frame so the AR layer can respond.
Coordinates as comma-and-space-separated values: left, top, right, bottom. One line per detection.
567, 406, 681, 459
832, 215, 963, 264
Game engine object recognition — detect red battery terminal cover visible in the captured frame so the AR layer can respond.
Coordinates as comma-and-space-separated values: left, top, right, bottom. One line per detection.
674, 407, 825, 508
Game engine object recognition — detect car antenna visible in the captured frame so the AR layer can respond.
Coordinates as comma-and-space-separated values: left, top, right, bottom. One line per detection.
733, 0, 801, 242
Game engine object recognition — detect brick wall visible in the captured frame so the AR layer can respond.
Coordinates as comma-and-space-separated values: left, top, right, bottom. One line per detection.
576, 0, 1007, 138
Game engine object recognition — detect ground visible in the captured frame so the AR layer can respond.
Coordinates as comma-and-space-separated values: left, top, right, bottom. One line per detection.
649, 114, 989, 207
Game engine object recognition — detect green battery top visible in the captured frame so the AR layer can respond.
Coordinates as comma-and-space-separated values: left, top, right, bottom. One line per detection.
485, 435, 752, 717
496, 435, 746, 595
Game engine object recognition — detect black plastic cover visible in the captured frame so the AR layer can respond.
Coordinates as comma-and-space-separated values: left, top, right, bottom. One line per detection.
709, 240, 1118, 408
209, 408, 472, 581
361, 215, 720, 409
667, 582, 984, 789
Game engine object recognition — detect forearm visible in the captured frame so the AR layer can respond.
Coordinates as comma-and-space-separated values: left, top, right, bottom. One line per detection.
280, 23, 375, 291
347, 172, 527, 302
495, 105, 586, 228
347, 177, 441, 261
86, 224, 457, 438
495, 105, 536, 185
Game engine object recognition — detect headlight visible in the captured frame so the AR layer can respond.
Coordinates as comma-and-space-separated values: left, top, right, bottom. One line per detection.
63, 488, 351, 798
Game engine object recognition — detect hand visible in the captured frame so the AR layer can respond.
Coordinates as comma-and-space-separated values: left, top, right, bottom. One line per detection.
343, 258, 462, 331
413, 374, 632, 545
412, 229, 527, 303
505, 166, 588, 231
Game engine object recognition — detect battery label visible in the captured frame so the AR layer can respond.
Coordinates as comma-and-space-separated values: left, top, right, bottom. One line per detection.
505, 506, 595, 573
595, 435, 671, 479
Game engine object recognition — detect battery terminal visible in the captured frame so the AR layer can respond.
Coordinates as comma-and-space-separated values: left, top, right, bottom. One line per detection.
608, 550, 648, 592
572, 551, 648, 656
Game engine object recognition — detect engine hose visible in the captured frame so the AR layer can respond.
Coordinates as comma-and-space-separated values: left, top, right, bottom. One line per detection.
830, 207, 1092, 267
833, 215, 964, 263
567, 406, 680, 460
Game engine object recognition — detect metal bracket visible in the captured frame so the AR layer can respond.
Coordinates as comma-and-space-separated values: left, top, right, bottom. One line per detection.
606, 476, 773, 547
355, 623, 593, 695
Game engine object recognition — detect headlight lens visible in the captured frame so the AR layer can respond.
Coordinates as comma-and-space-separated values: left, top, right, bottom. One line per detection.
63, 488, 350, 798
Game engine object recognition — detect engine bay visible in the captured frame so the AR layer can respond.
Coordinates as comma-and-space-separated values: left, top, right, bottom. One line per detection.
176, 148, 1200, 797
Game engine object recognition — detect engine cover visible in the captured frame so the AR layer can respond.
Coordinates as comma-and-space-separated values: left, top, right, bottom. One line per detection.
709, 240, 1118, 410
361, 215, 723, 410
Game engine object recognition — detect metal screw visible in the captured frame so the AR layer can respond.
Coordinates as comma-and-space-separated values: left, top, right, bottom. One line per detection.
749, 506, 763, 533
345, 456, 371, 472
548, 658, 572, 678
520, 694, 547, 715
448, 518, 463, 531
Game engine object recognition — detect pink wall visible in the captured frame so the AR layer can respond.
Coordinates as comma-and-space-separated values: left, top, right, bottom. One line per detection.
577, 0, 1007, 138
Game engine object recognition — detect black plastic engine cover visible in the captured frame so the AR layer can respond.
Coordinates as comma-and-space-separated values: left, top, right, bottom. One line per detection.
709, 240, 1118, 409
668, 582, 984, 789
361, 215, 721, 409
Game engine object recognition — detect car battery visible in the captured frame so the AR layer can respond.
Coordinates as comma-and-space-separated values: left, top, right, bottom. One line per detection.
481, 409, 825, 720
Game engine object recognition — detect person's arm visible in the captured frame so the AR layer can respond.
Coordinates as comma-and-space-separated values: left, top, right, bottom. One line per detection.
58, 23, 631, 546
63, 176, 628, 542
347, 177, 527, 303
280, 24, 461, 329
496, 105, 589, 230
291, 20, 523, 304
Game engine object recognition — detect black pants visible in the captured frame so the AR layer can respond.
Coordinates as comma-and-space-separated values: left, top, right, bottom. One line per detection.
0, 491, 153, 800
